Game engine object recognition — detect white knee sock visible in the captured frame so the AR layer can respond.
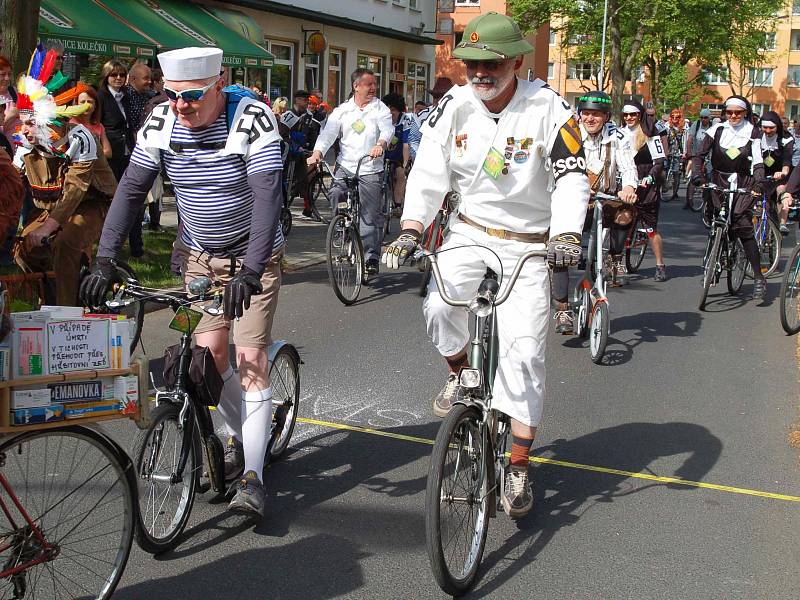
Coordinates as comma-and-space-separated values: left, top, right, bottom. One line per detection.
218, 366, 242, 441
241, 387, 272, 481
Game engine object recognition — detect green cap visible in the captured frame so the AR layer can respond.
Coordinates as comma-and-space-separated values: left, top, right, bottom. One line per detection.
453, 12, 534, 61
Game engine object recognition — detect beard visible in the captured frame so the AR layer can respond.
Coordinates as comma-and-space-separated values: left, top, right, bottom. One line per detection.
468, 68, 515, 102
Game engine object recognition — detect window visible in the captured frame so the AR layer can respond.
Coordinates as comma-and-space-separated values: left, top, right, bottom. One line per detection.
787, 102, 800, 120
328, 48, 344, 106
748, 67, 774, 86
761, 32, 777, 51
790, 65, 800, 86
265, 40, 294, 102
407, 60, 429, 106
547, 62, 554, 79
634, 66, 646, 83
455, 0, 480, 5
304, 52, 319, 91
702, 68, 729, 85
568, 33, 591, 45
751, 103, 771, 117
792, 30, 800, 51
794, 1, 800, 15
549, 29, 556, 45
409, 0, 418, 8
701, 103, 725, 113
567, 61, 596, 80
357, 53, 385, 94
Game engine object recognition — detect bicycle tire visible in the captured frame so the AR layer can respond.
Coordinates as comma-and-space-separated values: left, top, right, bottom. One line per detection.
625, 229, 648, 273
589, 301, 609, 364
685, 182, 705, 212
762, 219, 782, 278
779, 243, 800, 335
93, 259, 144, 355
280, 206, 293, 237
700, 227, 724, 310
311, 172, 330, 204
574, 284, 591, 339
135, 402, 199, 554
268, 345, 301, 458
425, 403, 490, 596
727, 237, 747, 294
0, 426, 136, 600
326, 214, 363, 305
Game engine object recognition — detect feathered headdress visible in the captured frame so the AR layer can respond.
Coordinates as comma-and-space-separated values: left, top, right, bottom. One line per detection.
15, 44, 92, 151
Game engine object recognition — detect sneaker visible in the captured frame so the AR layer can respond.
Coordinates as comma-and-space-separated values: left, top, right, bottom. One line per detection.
301, 209, 314, 219
366, 258, 379, 276
502, 465, 533, 518
612, 258, 628, 287
228, 470, 266, 517
654, 264, 668, 282
223, 437, 244, 481
780, 223, 790, 236
753, 276, 767, 302
553, 310, 574, 335
433, 373, 463, 418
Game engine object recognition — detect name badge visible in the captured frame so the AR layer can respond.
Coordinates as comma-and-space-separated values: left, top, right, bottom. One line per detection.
483, 147, 506, 179
763, 155, 775, 167
351, 119, 366, 134
725, 147, 741, 160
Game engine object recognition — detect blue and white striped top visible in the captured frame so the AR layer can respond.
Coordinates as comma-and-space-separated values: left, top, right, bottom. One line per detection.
130, 113, 283, 255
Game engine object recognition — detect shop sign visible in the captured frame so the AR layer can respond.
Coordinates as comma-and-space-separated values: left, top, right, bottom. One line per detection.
389, 73, 406, 82
307, 31, 327, 54
42, 36, 109, 54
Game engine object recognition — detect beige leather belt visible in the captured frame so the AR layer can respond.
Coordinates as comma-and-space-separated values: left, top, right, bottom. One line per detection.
458, 213, 548, 243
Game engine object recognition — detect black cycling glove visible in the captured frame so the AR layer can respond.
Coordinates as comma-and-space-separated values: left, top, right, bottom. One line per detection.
547, 232, 582, 268
223, 267, 263, 320
79, 257, 121, 309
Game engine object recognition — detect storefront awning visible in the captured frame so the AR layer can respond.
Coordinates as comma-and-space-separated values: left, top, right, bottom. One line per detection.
38, 0, 158, 59
99, 0, 274, 68
205, 7, 266, 48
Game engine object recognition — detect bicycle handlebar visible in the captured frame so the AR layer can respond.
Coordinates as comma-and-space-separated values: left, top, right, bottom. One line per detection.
415, 247, 548, 309
699, 183, 756, 195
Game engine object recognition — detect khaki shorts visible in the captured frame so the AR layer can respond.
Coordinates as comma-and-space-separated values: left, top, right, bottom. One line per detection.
182, 246, 283, 348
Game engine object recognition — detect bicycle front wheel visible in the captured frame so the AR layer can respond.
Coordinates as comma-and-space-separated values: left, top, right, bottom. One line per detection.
268, 345, 301, 459
700, 228, 723, 310
326, 214, 363, 305
135, 402, 199, 554
779, 243, 800, 335
758, 219, 782, 278
589, 301, 609, 364
0, 426, 136, 600
727, 238, 747, 294
425, 403, 490, 596
625, 228, 648, 273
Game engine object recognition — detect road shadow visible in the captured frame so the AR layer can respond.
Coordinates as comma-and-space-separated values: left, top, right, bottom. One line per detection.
466, 421, 723, 598
115, 534, 369, 599
597, 310, 702, 366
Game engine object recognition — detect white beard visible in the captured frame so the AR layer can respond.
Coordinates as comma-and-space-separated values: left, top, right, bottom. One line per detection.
469, 69, 515, 103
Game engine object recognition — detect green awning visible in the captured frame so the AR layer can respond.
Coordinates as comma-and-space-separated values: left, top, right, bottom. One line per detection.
205, 7, 265, 48
99, 0, 273, 68
38, 0, 157, 58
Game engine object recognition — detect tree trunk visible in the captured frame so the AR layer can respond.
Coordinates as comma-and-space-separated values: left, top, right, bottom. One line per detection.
0, 0, 41, 74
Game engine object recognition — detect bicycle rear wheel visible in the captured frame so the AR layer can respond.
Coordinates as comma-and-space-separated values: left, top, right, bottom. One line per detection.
425, 403, 490, 596
589, 301, 609, 364
0, 426, 136, 600
625, 228, 648, 273
685, 182, 705, 212
268, 345, 301, 459
779, 243, 800, 335
135, 402, 199, 554
727, 238, 747, 294
700, 228, 723, 310
326, 214, 363, 305
755, 219, 781, 278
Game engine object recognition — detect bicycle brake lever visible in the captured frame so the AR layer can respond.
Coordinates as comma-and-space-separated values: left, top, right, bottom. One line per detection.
204, 292, 224, 316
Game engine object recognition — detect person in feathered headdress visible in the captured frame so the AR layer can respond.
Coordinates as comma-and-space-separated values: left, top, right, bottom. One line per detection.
13, 45, 118, 307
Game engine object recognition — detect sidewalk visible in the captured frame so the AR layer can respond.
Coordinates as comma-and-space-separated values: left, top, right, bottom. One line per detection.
158, 195, 330, 272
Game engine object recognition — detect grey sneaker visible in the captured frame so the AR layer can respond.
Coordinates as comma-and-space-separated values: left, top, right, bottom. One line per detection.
229, 470, 266, 517
553, 310, 574, 335
223, 437, 244, 481
433, 373, 463, 418
613, 259, 628, 286
654, 264, 668, 282
753, 276, 767, 302
502, 465, 533, 518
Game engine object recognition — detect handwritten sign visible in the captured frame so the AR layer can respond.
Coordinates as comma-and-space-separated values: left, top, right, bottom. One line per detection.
47, 319, 110, 373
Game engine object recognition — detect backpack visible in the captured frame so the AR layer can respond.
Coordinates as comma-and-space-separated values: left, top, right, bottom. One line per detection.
222, 84, 261, 131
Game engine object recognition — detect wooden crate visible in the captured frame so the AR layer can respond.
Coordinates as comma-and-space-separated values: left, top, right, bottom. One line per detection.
0, 357, 151, 433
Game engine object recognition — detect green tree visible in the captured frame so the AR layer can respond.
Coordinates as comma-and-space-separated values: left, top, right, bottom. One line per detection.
0, 0, 42, 74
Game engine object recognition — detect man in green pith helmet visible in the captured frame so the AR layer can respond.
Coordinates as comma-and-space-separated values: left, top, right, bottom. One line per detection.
382, 12, 590, 517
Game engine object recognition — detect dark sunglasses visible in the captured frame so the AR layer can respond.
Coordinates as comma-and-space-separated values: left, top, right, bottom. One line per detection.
109, 72, 127, 78
464, 60, 504, 70
164, 78, 219, 102
725, 110, 745, 116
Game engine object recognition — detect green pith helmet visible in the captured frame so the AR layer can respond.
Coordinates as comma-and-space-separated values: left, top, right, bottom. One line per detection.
452, 12, 534, 61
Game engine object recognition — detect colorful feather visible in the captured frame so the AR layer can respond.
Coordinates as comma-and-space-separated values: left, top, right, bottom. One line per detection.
54, 82, 89, 106
28, 45, 46, 81
55, 103, 92, 119
16, 95, 33, 112
45, 72, 68, 93
38, 50, 59, 84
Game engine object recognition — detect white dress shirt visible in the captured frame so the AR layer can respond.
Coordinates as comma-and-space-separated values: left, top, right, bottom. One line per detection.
314, 96, 394, 175
107, 84, 127, 120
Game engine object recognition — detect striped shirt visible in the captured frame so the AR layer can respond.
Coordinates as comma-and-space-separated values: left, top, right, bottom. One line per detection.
130, 113, 283, 255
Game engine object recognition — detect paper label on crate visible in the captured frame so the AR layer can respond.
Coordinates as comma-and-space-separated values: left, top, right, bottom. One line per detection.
48, 380, 102, 403
47, 320, 110, 373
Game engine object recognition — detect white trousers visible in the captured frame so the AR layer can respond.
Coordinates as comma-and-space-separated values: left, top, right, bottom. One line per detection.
423, 222, 550, 427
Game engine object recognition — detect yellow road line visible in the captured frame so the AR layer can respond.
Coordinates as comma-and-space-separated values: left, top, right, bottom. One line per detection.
297, 417, 800, 503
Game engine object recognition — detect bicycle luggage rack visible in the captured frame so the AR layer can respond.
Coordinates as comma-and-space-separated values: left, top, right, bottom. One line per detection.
0, 357, 151, 433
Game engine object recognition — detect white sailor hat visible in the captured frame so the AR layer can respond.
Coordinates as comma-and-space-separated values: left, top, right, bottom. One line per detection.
158, 47, 223, 81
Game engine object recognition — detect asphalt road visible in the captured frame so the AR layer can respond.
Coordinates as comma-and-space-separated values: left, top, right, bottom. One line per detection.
108, 192, 800, 599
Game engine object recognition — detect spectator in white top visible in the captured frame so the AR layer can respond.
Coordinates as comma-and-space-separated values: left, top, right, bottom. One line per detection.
308, 68, 394, 276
